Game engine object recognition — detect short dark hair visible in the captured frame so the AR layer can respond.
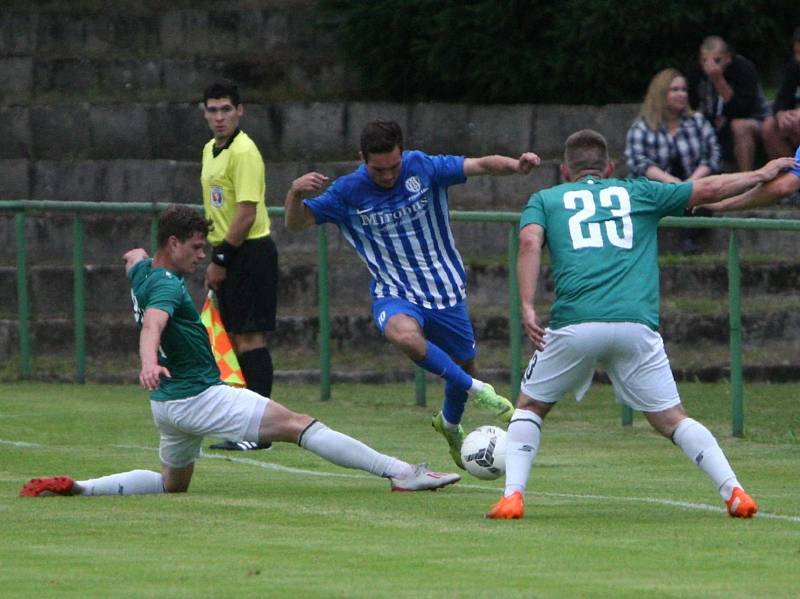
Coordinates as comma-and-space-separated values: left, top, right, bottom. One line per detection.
793, 26, 800, 45
360, 120, 403, 160
203, 80, 241, 107
564, 129, 609, 173
157, 204, 211, 248
700, 35, 728, 55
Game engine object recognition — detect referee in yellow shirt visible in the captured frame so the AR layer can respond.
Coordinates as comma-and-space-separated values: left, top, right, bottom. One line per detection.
201, 81, 277, 451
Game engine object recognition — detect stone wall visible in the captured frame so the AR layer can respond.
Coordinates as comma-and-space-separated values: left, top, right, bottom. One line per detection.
0, 101, 639, 207
1, 2, 354, 104
2, 3, 640, 209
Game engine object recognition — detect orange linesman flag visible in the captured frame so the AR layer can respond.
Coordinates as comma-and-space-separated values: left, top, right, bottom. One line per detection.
201, 291, 246, 387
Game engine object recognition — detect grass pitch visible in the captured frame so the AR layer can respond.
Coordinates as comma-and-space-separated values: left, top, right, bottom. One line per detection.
1, 381, 798, 598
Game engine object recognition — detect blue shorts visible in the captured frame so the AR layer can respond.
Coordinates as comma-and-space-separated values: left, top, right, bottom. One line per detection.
372, 297, 476, 362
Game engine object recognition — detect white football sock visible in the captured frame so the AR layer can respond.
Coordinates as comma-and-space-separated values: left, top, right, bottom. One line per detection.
298, 421, 412, 479
503, 409, 543, 497
469, 379, 485, 394
672, 418, 740, 500
440, 413, 460, 429
76, 470, 165, 496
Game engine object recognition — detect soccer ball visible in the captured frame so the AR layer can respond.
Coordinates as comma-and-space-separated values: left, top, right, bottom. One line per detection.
460, 425, 506, 480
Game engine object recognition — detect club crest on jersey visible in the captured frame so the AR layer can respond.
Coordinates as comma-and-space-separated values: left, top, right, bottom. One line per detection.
404, 176, 422, 193
211, 185, 224, 207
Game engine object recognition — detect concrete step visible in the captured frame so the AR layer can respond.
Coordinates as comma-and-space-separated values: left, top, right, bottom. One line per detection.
3, 259, 800, 318
1, 198, 799, 267
2, 4, 350, 104
8, 354, 800, 385
3, 309, 799, 362
3, 331, 798, 385
0, 157, 560, 226
0, 101, 638, 163
12, 55, 352, 105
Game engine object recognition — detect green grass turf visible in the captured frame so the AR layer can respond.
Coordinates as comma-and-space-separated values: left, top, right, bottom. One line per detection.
1, 381, 798, 598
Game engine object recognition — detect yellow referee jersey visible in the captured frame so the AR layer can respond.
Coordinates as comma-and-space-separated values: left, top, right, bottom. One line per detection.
201, 130, 270, 245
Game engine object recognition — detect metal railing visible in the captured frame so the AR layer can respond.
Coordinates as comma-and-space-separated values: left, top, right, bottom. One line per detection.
2, 200, 799, 437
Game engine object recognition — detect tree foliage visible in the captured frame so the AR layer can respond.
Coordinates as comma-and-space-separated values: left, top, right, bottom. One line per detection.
319, 0, 797, 104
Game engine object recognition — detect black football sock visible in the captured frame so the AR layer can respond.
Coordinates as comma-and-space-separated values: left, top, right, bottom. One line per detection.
238, 347, 274, 398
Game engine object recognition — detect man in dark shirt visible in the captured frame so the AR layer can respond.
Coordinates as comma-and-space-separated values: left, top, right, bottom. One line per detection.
762, 27, 800, 160
688, 35, 769, 172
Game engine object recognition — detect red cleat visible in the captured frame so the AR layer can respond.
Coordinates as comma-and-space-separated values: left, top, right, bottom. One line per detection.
725, 487, 758, 518
485, 491, 525, 519
20, 476, 76, 497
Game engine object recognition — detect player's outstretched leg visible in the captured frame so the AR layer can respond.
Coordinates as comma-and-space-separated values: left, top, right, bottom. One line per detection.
670, 416, 758, 518
432, 411, 466, 469
20, 476, 76, 497
21, 470, 166, 497
390, 463, 461, 492
414, 340, 512, 422
209, 440, 272, 451
485, 407, 544, 519
471, 383, 514, 423
296, 419, 460, 492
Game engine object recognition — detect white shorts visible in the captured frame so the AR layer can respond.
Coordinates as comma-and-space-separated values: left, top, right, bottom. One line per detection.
519, 322, 681, 413
150, 384, 268, 468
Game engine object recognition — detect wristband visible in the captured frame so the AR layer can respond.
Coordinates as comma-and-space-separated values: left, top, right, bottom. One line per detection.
211, 240, 240, 267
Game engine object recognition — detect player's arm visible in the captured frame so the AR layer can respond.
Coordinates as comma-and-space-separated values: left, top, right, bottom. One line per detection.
517, 223, 546, 350
687, 157, 797, 209
123, 248, 149, 274
285, 172, 329, 231
463, 152, 541, 177
138, 308, 171, 391
702, 171, 800, 212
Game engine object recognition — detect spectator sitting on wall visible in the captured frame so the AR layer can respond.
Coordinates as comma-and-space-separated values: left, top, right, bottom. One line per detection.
688, 35, 770, 172
762, 27, 800, 162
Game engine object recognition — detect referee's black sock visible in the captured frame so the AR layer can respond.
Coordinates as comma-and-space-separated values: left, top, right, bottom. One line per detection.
239, 347, 274, 398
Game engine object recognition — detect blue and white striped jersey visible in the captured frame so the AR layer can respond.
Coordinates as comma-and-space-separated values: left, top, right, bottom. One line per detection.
304, 150, 468, 309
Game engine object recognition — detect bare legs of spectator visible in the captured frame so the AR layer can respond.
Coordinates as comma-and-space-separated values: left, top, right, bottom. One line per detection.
762, 115, 800, 160
730, 118, 761, 172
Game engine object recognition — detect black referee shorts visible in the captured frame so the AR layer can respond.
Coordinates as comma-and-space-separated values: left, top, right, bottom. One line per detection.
216, 236, 278, 334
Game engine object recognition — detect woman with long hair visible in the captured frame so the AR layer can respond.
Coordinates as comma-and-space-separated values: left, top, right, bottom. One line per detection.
626, 68, 721, 181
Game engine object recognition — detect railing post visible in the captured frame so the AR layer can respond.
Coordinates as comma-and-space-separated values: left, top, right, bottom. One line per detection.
15, 211, 31, 378
73, 215, 86, 384
508, 225, 522, 396
318, 225, 331, 401
150, 211, 159, 254
728, 231, 744, 437
415, 366, 427, 406
621, 404, 633, 426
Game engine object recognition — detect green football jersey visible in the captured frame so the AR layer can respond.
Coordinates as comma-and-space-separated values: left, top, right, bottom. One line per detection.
520, 176, 692, 330
128, 259, 221, 401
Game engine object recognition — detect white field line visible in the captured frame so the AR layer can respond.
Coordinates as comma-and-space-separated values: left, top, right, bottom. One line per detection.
0, 438, 43, 448
109, 442, 800, 524
7, 439, 798, 523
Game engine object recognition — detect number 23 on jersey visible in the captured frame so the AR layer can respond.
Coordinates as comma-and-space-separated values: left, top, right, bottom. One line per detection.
564, 186, 633, 250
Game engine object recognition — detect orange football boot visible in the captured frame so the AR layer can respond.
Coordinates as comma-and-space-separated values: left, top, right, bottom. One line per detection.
725, 487, 758, 518
486, 491, 525, 519
20, 476, 76, 497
